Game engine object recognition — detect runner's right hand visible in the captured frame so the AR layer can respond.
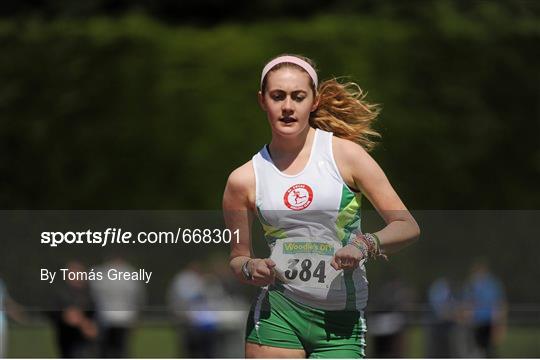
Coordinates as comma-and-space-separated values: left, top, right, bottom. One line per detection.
249, 258, 276, 286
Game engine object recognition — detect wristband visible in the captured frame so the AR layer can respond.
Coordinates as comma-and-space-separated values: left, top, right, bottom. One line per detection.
241, 259, 253, 280
348, 238, 369, 260
363, 233, 387, 260
349, 233, 387, 261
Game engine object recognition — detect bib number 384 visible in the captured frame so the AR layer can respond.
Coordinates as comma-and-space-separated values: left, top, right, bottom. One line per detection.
284, 258, 326, 283
271, 240, 342, 290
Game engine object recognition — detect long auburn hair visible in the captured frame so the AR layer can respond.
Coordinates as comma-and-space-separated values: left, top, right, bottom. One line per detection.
261, 54, 381, 151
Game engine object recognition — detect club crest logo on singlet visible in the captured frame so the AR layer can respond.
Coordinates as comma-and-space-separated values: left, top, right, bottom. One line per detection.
283, 184, 313, 211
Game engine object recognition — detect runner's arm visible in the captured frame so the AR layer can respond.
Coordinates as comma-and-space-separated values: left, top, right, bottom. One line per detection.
334, 138, 420, 254
223, 162, 275, 285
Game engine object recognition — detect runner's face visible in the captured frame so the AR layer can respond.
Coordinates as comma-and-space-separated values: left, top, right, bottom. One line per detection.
259, 68, 318, 137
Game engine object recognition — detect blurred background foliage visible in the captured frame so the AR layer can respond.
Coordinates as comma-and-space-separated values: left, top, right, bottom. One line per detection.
1, 0, 539, 210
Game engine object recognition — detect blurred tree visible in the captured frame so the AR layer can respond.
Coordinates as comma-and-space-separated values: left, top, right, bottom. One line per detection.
1, 3, 538, 210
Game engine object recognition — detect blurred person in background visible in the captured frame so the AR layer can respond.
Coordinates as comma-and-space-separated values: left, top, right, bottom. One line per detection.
168, 261, 220, 358
368, 273, 414, 358
168, 258, 249, 357
462, 260, 507, 358
0, 277, 6, 358
50, 261, 98, 358
0, 275, 25, 358
426, 276, 459, 358
224, 54, 420, 358
206, 255, 250, 358
91, 256, 145, 358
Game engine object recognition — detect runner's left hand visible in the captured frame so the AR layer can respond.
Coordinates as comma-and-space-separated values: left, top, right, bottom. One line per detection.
331, 245, 363, 270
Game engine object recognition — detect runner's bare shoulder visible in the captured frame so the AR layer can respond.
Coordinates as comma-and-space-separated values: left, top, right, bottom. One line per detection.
224, 160, 256, 210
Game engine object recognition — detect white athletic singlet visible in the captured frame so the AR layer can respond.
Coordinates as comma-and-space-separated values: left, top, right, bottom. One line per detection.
252, 128, 368, 311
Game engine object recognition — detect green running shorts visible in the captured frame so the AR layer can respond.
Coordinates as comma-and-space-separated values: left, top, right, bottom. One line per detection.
246, 288, 367, 358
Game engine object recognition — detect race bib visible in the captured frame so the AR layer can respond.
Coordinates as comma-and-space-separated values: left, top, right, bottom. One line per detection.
271, 239, 342, 290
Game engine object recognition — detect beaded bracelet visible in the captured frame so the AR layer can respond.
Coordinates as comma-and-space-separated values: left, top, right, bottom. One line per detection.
348, 233, 387, 261
348, 237, 369, 260
364, 233, 388, 260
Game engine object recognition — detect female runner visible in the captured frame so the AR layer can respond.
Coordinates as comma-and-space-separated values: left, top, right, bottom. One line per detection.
223, 54, 420, 358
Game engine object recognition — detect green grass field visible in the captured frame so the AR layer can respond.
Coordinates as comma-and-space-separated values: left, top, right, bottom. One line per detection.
6, 323, 540, 358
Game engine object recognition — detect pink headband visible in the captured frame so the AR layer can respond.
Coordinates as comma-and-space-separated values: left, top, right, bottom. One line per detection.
260, 55, 318, 90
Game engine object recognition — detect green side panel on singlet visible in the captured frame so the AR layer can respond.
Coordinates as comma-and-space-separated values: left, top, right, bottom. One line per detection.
336, 185, 362, 310
257, 206, 286, 246
336, 185, 362, 244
